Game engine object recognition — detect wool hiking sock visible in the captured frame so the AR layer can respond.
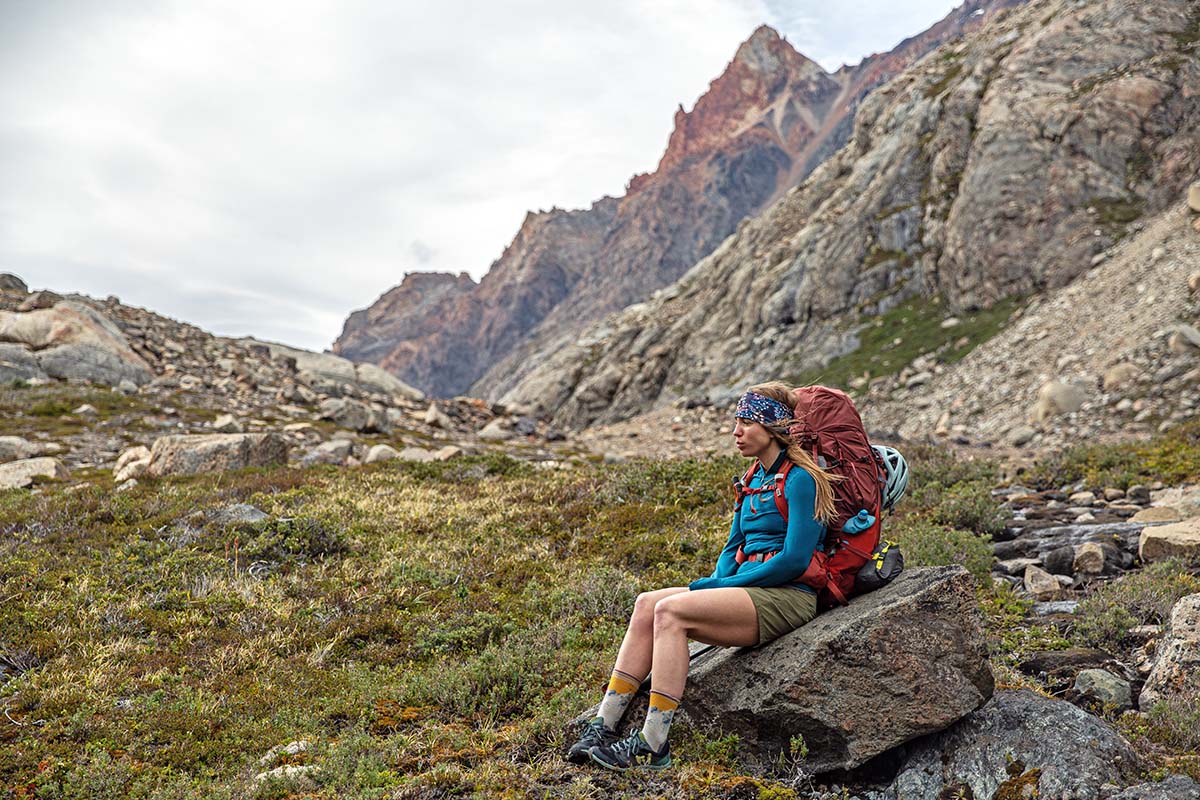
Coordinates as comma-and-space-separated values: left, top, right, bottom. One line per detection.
595, 669, 641, 730
641, 690, 681, 751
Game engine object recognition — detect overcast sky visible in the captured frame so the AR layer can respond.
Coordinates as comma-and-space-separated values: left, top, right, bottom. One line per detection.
0, 0, 961, 352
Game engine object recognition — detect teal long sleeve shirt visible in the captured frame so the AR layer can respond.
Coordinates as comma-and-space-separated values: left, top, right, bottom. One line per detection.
688, 461, 826, 593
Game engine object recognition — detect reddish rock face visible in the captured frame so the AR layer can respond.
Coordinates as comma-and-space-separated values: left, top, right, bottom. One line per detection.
335, 2, 1024, 398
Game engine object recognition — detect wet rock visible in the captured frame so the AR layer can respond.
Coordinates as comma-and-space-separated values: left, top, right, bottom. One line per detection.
0, 457, 69, 489
1068, 491, 1095, 506
879, 690, 1140, 800
146, 433, 289, 477
684, 566, 992, 773
1139, 593, 1200, 709
1127, 485, 1151, 503
1043, 545, 1075, 576
1103, 487, 1126, 501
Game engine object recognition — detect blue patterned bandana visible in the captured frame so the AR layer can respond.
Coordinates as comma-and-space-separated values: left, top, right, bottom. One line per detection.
734, 392, 793, 426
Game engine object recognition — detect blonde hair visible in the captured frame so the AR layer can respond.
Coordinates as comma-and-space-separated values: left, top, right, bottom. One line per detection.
747, 381, 838, 524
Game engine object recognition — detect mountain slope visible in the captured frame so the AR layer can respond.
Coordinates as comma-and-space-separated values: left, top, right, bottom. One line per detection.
498, 0, 1200, 428
334, 1, 1024, 398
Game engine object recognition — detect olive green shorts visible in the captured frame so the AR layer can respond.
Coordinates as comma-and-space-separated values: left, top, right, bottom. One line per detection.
744, 586, 818, 645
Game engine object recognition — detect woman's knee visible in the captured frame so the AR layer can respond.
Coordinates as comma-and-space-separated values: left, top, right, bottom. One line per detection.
631, 591, 659, 625
652, 595, 688, 633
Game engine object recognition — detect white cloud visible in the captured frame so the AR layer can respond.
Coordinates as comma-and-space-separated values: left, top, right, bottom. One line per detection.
0, 0, 966, 352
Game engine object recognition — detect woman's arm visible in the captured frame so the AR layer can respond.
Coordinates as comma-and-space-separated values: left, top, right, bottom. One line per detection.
689, 470, 824, 589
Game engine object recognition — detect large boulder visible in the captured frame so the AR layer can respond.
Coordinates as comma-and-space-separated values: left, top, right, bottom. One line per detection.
354, 363, 424, 402
1138, 519, 1200, 562
1138, 593, 1200, 709
0, 273, 28, 292
0, 457, 69, 489
1107, 775, 1200, 799
0, 436, 40, 462
878, 690, 1141, 800
683, 566, 993, 773
0, 302, 152, 386
0, 343, 48, 383
146, 433, 289, 478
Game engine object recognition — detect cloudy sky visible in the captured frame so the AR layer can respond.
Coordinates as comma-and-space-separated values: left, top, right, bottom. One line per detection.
0, 0, 961, 352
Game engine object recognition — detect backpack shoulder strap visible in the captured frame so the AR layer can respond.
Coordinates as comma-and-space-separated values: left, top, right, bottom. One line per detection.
773, 460, 794, 524
733, 462, 758, 511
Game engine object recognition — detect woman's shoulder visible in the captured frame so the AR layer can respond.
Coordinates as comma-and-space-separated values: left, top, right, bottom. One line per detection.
783, 462, 817, 493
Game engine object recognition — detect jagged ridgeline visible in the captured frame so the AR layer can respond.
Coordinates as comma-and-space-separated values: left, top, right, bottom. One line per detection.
496, 0, 1200, 429
333, 0, 1027, 400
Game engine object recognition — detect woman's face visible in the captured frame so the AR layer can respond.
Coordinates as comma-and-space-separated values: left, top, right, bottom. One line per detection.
733, 418, 775, 461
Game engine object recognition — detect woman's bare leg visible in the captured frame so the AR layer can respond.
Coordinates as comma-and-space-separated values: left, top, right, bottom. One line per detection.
649, 588, 758, 699
611, 586, 690, 680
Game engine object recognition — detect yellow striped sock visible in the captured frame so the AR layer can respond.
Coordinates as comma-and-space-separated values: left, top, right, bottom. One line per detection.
596, 669, 641, 729
642, 690, 681, 751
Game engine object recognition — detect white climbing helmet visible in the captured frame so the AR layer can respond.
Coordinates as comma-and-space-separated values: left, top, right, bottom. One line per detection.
873, 444, 909, 511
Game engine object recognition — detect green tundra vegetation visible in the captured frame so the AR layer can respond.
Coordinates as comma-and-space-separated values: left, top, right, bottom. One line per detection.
1, 409, 1199, 798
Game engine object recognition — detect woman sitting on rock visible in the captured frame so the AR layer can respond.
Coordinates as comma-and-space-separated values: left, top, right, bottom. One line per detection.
569, 381, 837, 771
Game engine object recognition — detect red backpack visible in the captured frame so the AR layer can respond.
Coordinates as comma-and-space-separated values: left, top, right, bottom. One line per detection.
732, 386, 885, 607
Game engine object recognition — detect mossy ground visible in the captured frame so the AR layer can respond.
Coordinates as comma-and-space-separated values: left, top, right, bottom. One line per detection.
2, 428, 1198, 797
788, 295, 1021, 392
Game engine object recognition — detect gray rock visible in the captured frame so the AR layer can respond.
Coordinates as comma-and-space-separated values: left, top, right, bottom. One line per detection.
1032, 600, 1079, 616
354, 362, 424, 402
1074, 668, 1132, 711
424, 403, 453, 429
302, 439, 354, 466
879, 690, 1141, 800
477, 419, 514, 441
0, 302, 153, 386
397, 446, 436, 462
1106, 775, 1200, 799
114, 446, 152, 474
114, 458, 150, 483
1139, 593, 1200, 709
684, 566, 993, 774
0, 343, 48, 383
16, 290, 62, 311
209, 503, 269, 526
0, 457, 69, 489
1031, 381, 1088, 423
146, 433, 289, 477
211, 413, 243, 433
364, 444, 399, 463
318, 397, 382, 432
1127, 485, 1152, 503
0, 436, 39, 462
434, 445, 463, 461
0, 273, 27, 292
1008, 425, 1037, 447
1189, 181, 1200, 214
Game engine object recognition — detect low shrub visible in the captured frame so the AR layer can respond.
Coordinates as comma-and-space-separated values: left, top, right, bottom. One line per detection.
1073, 559, 1200, 648
886, 516, 993, 582
1026, 420, 1200, 490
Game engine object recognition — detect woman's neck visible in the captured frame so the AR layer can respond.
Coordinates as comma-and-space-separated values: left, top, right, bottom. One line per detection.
759, 442, 784, 471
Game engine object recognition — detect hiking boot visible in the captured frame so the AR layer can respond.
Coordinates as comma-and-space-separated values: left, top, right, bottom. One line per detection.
588, 731, 671, 772
566, 718, 617, 764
